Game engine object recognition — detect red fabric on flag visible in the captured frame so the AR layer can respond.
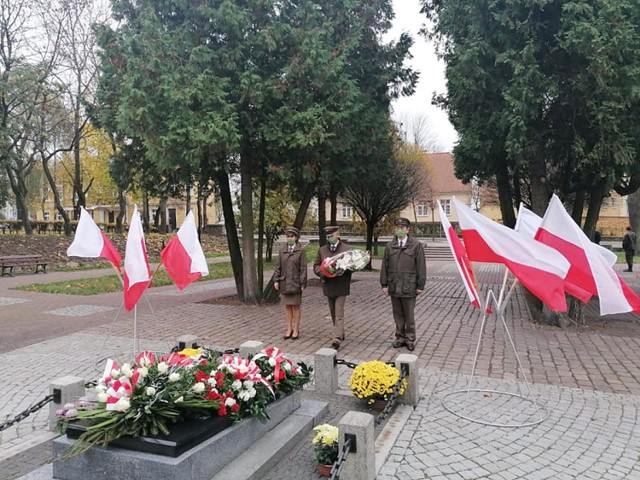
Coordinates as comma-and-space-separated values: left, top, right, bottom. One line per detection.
536, 194, 640, 315
123, 206, 151, 311
438, 201, 481, 309
160, 211, 209, 290
453, 199, 570, 312
100, 232, 122, 272
67, 207, 121, 271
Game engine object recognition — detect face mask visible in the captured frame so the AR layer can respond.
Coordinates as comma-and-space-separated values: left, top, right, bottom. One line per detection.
286, 239, 296, 246
395, 230, 407, 239
327, 236, 338, 245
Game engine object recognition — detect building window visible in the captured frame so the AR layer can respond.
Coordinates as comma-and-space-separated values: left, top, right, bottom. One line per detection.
416, 202, 428, 217
441, 199, 451, 216
340, 204, 353, 219
43, 212, 50, 221
56, 213, 63, 221
610, 198, 616, 208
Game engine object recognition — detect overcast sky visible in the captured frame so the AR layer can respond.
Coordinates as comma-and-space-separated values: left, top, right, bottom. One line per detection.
388, 0, 458, 151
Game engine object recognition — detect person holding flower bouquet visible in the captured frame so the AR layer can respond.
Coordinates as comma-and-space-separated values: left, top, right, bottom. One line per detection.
380, 217, 426, 351
274, 226, 307, 339
313, 226, 353, 350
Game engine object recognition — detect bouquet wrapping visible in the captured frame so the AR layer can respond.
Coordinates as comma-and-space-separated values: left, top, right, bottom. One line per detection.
320, 249, 370, 278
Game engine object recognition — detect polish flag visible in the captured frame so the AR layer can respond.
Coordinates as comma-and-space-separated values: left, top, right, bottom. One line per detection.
438, 201, 481, 309
515, 202, 617, 303
453, 198, 570, 312
161, 211, 209, 290
123, 205, 151, 311
535, 195, 640, 316
67, 207, 121, 271
516, 203, 617, 267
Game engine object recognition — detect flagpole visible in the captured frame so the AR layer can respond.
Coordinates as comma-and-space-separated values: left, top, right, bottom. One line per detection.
133, 305, 138, 356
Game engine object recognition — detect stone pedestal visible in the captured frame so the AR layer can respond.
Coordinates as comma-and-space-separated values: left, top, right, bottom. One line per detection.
53, 392, 300, 480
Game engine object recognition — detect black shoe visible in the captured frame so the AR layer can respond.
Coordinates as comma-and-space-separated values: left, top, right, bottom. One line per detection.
291, 334, 299, 340
392, 339, 406, 348
624, 269, 632, 272
406, 342, 415, 351
331, 340, 340, 350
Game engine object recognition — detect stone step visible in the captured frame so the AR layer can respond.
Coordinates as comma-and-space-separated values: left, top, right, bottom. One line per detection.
210, 399, 329, 480
422, 242, 453, 260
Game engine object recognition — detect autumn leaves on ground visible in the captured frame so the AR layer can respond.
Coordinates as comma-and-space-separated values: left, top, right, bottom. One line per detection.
0, 233, 229, 269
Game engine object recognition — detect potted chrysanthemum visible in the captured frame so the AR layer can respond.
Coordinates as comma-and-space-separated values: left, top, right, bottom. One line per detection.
348, 360, 406, 410
312, 423, 339, 477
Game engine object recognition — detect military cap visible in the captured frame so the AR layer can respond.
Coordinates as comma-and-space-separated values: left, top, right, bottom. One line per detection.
323, 225, 340, 234
284, 226, 300, 237
394, 217, 411, 227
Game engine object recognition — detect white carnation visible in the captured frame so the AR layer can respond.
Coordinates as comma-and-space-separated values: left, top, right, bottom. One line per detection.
192, 382, 205, 393
97, 392, 108, 403
231, 380, 242, 391
225, 397, 237, 407
114, 397, 130, 412
145, 387, 156, 396
121, 363, 133, 378
168, 372, 181, 382
157, 362, 169, 374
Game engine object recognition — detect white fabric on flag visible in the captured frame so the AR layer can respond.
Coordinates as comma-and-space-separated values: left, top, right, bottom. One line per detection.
453, 198, 570, 312
516, 203, 617, 267
438, 201, 481, 309
123, 205, 151, 311
67, 207, 121, 271
536, 195, 640, 316
161, 211, 209, 290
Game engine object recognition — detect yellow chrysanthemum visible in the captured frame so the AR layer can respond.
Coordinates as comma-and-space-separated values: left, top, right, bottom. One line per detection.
348, 361, 407, 403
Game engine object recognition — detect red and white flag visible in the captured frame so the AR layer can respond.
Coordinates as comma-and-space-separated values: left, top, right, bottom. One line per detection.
161, 211, 209, 290
123, 205, 151, 311
535, 195, 640, 316
516, 203, 617, 267
438, 201, 481, 309
453, 198, 570, 312
67, 207, 121, 271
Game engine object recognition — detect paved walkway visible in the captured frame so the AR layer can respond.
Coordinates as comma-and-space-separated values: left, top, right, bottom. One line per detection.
2, 258, 640, 479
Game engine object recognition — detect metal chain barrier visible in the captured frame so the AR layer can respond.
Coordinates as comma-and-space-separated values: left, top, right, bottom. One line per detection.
375, 363, 409, 425
335, 358, 358, 369
329, 436, 353, 480
0, 389, 60, 432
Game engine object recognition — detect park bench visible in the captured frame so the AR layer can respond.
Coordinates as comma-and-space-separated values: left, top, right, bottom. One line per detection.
0, 254, 48, 277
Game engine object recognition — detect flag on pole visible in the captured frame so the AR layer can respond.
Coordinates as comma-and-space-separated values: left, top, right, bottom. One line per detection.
438, 201, 481, 309
67, 207, 121, 271
516, 203, 617, 267
161, 211, 209, 290
123, 205, 151, 311
535, 194, 640, 316
453, 198, 570, 312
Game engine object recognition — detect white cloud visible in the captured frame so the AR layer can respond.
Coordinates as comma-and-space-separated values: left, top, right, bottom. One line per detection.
388, 0, 458, 151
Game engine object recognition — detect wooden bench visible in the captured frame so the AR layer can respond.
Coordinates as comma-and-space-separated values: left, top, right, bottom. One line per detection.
0, 255, 48, 277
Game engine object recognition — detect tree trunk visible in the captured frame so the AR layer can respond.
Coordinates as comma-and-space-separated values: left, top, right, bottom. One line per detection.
293, 182, 315, 230
5, 166, 32, 235
257, 173, 266, 296
329, 185, 338, 225
628, 190, 640, 232
42, 157, 72, 236
240, 153, 258, 304
215, 170, 244, 302
117, 188, 127, 233
496, 165, 516, 228
142, 192, 150, 232
73, 92, 85, 221
318, 188, 327, 247
364, 221, 375, 270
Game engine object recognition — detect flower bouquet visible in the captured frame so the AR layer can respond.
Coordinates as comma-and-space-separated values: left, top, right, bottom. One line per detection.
320, 249, 371, 278
348, 360, 406, 406
312, 423, 339, 476
56, 346, 311, 459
